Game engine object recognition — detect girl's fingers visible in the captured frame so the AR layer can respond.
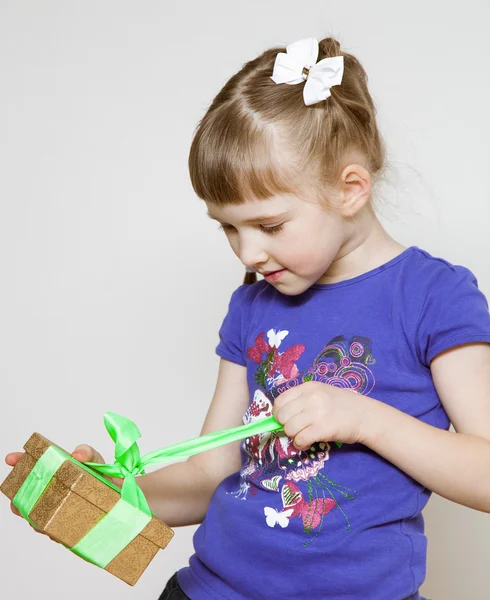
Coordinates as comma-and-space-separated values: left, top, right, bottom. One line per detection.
112, 476, 124, 488
5, 452, 23, 467
72, 444, 105, 465
7, 453, 25, 517
71, 444, 118, 485
282, 412, 311, 440
10, 503, 21, 516
11, 502, 50, 537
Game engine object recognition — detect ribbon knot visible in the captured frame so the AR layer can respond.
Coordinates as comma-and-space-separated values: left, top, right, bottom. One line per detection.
119, 464, 142, 478
85, 412, 151, 517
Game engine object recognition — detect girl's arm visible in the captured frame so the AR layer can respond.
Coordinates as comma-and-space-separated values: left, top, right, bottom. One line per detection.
137, 358, 249, 527
360, 342, 490, 512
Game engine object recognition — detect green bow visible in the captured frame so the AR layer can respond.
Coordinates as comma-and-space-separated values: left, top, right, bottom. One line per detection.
84, 412, 151, 517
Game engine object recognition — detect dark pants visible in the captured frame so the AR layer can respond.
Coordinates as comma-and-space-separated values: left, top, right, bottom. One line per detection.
157, 573, 421, 600
158, 572, 191, 600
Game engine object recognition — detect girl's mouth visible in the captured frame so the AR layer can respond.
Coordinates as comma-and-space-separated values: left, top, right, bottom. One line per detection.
264, 269, 286, 281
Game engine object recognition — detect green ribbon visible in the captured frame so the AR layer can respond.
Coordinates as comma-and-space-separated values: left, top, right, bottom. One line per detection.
13, 412, 342, 570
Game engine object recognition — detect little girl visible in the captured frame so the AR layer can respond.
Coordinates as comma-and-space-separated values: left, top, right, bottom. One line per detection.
7, 36, 490, 600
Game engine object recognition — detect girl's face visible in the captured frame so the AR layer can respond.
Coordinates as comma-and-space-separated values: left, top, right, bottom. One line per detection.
206, 192, 349, 296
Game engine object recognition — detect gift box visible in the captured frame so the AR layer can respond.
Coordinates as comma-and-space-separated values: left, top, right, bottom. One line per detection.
1, 429, 174, 586
1, 411, 315, 587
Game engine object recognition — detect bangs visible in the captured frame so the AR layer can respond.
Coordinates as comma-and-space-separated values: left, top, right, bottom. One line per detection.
188, 104, 302, 206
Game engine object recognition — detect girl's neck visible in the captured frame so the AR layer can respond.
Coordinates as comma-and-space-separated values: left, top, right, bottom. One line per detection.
318, 206, 406, 285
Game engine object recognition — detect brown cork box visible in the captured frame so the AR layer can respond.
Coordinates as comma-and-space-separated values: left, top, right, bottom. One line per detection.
1, 432, 174, 585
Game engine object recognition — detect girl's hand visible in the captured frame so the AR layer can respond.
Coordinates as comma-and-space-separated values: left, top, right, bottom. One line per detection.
71, 444, 124, 488
272, 381, 371, 450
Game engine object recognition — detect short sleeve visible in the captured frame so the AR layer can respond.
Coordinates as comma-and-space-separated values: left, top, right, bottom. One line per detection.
215, 284, 249, 366
416, 265, 490, 366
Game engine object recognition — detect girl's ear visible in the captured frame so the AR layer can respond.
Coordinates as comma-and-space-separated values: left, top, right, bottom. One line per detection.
338, 163, 372, 218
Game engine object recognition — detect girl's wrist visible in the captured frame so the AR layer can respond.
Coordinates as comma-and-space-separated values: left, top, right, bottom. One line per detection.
358, 395, 386, 447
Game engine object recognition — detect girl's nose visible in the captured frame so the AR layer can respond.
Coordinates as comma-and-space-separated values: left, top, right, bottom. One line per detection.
238, 235, 268, 270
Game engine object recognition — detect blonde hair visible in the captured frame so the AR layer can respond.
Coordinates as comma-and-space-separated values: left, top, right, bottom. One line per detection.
188, 37, 386, 285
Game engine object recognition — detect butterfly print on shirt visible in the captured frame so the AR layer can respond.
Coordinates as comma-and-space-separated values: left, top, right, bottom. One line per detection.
231, 329, 376, 544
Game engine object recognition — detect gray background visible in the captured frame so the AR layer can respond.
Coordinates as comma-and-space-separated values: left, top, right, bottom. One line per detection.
0, 1, 489, 598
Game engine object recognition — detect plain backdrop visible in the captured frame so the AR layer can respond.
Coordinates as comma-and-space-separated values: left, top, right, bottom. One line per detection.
0, 1, 489, 598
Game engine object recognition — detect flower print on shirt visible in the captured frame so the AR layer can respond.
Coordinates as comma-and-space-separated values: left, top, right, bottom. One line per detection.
233, 330, 377, 545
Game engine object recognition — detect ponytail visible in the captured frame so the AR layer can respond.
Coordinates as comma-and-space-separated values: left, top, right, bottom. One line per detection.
243, 270, 257, 285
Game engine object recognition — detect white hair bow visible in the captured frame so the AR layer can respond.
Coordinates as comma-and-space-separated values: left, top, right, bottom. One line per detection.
270, 37, 344, 106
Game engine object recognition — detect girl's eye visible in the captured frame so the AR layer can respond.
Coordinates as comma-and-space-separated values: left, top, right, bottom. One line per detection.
260, 224, 284, 235
217, 223, 284, 235
217, 224, 236, 233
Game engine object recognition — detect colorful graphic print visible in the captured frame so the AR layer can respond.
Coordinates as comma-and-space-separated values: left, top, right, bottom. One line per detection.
231, 329, 376, 545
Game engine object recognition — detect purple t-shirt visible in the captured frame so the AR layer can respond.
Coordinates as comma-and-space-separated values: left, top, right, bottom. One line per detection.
178, 246, 490, 600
